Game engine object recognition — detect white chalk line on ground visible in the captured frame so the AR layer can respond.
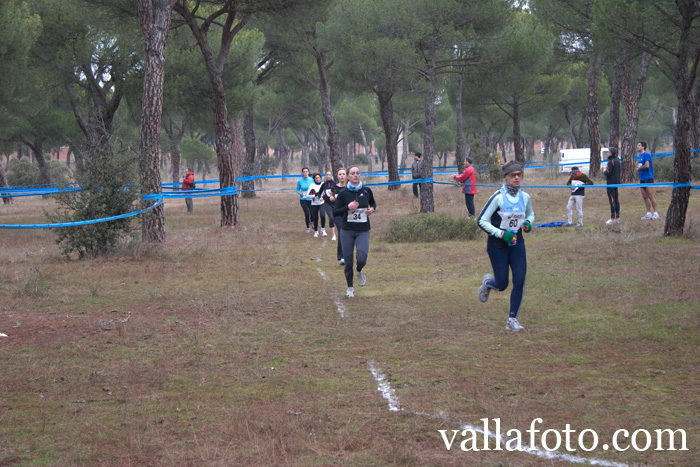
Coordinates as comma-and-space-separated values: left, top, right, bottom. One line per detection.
368, 362, 629, 467
317, 268, 347, 318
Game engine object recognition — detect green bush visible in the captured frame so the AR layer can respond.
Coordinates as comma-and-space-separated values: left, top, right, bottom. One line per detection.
260, 155, 278, 176
653, 155, 700, 182
468, 139, 501, 182
7, 158, 71, 186
353, 153, 368, 165
384, 212, 481, 243
46, 148, 139, 259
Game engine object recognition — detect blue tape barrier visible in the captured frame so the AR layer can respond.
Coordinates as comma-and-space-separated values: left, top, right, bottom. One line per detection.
0, 199, 163, 229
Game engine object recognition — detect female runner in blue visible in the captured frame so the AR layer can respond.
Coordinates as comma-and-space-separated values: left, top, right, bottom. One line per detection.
477, 161, 535, 331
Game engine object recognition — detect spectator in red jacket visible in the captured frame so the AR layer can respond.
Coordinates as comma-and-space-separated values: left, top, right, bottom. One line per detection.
182, 169, 195, 212
454, 156, 477, 217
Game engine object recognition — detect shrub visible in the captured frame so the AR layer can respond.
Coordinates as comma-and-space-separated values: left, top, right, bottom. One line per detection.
384, 212, 481, 243
260, 155, 278, 176
46, 148, 139, 259
7, 158, 71, 186
653, 155, 700, 182
469, 139, 501, 182
353, 153, 368, 165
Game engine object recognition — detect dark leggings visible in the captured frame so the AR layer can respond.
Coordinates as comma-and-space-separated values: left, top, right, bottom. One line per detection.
607, 187, 620, 218
485, 238, 527, 318
310, 204, 325, 230
334, 217, 344, 260
340, 229, 370, 287
300, 199, 311, 228
464, 193, 475, 216
321, 203, 335, 228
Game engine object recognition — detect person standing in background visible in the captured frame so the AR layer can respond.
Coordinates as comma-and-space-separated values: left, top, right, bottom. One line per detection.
454, 156, 477, 218
182, 169, 195, 213
411, 152, 422, 198
637, 141, 659, 219
604, 148, 621, 224
565, 166, 593, 227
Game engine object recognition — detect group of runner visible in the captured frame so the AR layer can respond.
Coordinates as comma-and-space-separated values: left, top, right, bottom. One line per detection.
293, 142, 659, 333
295, 161, 528, 332
297, 166, 377, 299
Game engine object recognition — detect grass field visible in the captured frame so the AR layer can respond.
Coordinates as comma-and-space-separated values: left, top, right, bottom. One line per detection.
1, 171, 699, 466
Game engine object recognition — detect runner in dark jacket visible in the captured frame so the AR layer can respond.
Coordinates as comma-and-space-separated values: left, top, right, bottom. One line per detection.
333, 165, 376, 298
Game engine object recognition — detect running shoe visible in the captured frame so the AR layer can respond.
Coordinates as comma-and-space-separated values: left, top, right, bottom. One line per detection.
314, 231, 319, 238
306, 228, 311, 233
605, 219, 615, 225
322, 228, 327, 237
652, 212, 660, 219
346, 287, 354, 298
506, 318, 524, 332
339, 258, 345, 265
357, 269, 366, 286
478, 274, 493, 303
565, 222, 574, 227
641, 213, 652, 220
576, 222, 583, 228
331, 235, 337, 241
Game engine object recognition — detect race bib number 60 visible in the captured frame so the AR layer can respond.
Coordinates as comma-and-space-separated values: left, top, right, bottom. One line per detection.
499, 212, 525, 230
348, 208, 368, 223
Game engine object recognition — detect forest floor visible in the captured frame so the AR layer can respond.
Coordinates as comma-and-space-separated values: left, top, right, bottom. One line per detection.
1, 170, 699, 466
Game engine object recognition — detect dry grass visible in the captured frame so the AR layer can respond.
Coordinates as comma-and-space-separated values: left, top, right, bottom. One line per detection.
1, 171, 699, 466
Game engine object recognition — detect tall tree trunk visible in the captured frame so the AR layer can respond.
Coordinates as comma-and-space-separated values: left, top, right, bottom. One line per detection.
279, 128, 289, 175
137, 0, 175, 243
241, 106, 256, 198
401, 117, 411, 168
512, 96, 524, 164
620, 52, 652, 183
359, 123, 372, 172
420, 49, 436, 213
609, 55, 625, 151
665, 3, 698, 236
377, 90, 399, 190
0, 162, 10, 204
315, 54, 343, 177
231, 116, 244, 183
587, 52, 605, 177
165, 117, 185, 184
455, 74, 466, 173
174, 3, 248, 227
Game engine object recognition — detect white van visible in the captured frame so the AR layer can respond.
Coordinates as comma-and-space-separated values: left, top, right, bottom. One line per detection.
558, 148, 609, 174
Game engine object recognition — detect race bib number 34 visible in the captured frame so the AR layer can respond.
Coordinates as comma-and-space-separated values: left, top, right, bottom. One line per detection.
348, 208, 368, 223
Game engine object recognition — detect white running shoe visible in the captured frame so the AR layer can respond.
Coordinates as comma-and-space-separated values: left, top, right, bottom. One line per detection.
605, 218, 615, 225
306, 228, 311, 233
652, 212, 659, 219
314, 231, 319, 238
357, 269, 366, 286
478, 274, 493, 303
339, 258, 345, 265
577, 222, 583, 228
506, 318, 524, 331
322, 228, 327, 236
346, 287, 354, 298
331, 235, 337, 241
641, 213, 652, 220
